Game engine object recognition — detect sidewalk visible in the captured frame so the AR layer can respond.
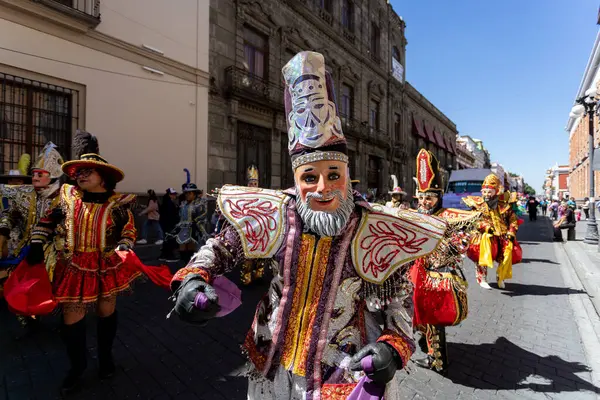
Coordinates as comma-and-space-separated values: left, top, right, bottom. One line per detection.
562, 219, 600, 317
1, 217, 599, 399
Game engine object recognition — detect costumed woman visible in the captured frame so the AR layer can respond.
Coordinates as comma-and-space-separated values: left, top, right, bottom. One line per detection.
385, 175, 407, 209
239, 164, 267, 285
464, 174, 521, 290
168, 51, 449, 399
0, 154, 32, 296
166, 169, 207, 264
408, 149, 476, 375
0, 143, 65, 328
26, 131, 143, 393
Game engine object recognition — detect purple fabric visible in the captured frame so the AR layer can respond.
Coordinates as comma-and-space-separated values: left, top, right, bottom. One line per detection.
212, 276, 242, 317
346, 375, 385, 400
194, 292, 209, 309
361, 356, 374, 373
192, 276, 242, 317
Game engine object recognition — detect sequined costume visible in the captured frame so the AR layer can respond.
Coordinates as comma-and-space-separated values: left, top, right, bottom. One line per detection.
170, 52, 450, 400
0, 144, 65, 281
403, 149, 476, 375
30, 184, 140, 304
171, 198, 207, 245
464, 174, 521, 289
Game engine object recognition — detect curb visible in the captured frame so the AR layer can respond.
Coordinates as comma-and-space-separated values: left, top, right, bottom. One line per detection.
554, 241, 600, 399
563, 239, 600, 319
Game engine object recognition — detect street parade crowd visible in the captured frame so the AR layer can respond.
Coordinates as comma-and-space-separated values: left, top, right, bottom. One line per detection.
0, 51, 526, 399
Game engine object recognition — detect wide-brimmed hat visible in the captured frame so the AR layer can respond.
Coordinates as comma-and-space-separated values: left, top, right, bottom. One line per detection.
182, 183, 202, 193
62, 130, 124, 182
0, 169, 32, 185
389, 187, 407, 196
62, 153, 124, 183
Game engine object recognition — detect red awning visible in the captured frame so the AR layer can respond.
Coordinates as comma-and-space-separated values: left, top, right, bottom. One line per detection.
433, 128, 446, 150
412, 117, 426, 138
445, 136, 456, 154
424, 123, 436, 143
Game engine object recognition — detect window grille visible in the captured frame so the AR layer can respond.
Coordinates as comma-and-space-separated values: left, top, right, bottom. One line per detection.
0, 72, 79, 173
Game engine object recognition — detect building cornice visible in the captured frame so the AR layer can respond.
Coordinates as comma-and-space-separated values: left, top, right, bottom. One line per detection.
0, 0, 209, 86
566, 30, 600, 133
405, 82, 457, 132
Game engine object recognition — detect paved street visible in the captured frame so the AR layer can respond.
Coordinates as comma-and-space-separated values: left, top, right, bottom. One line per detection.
1, 215, 600, 400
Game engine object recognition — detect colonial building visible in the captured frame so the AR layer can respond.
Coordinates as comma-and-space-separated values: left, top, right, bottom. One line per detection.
404, 83, 457, 195
0, 0, 210, 193
543, 164, 569, 200
456, 137, 476, 169
456, 135, 491, 169
566, 30, 600, 201
207, 0, 456, 197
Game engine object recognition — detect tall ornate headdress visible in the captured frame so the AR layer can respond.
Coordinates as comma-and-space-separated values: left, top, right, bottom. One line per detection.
283, 51, 348, 170
482, 173, 501, 192
415, 148, 444, 195
246, 164, 259, 184
32, 142, 64, 180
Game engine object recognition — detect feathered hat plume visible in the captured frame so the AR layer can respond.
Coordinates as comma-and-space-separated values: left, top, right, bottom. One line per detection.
17, 154, 31, 176
72, 130, 99, 160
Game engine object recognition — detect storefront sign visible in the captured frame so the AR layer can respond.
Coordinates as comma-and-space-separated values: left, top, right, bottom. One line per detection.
392, 58, 404, 83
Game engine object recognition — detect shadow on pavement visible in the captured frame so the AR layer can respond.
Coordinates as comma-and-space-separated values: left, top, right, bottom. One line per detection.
447, 337, 600, 394
495, 283, 587, 297
519, 258, 559, 265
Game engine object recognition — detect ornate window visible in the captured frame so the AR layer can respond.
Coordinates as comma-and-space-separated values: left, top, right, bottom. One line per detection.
341, 84, 354, 119
342, 0, 354, 31
243, 26, 268, 79
369, 99, 380, 130
237, 122, 271, 187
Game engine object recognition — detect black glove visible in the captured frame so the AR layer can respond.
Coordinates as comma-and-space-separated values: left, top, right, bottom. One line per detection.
26, 242, 45, 265
116, 243, 130, 251
349, 342, 400, 385
172, 274, 220, 324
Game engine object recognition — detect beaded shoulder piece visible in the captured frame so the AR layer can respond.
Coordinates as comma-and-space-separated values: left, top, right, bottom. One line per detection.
351, 207, 447, 284
218, 185, 290, 259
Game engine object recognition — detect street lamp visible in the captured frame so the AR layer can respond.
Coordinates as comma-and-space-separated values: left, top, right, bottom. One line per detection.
571, 89, 599, 245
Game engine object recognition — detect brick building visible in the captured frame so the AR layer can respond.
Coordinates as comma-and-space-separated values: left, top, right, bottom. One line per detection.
566, 30, 600, 201
207, 0, 456, 197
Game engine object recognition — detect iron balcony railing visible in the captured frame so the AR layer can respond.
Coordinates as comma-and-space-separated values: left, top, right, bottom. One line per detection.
225, 66, 284, 108
34, 0, 101, 25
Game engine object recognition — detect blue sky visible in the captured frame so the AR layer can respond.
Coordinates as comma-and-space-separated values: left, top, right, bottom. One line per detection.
391, 0, 599, 194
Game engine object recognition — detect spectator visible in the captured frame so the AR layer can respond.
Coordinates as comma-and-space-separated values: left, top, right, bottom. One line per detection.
540, 199, 548, 216
527, 196, 539, 221
582, 197, 590, 220
136, 189, 163, 245
159, 188, 179, 262
553, 201, 576, 242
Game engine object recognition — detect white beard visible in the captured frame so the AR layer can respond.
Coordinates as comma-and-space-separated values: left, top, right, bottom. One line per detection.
296, 182, 355, 237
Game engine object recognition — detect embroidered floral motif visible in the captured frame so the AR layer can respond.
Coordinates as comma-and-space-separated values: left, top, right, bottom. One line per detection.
226, 198, 278, 253
377, 329, 414, 368
321, 383, 357, 399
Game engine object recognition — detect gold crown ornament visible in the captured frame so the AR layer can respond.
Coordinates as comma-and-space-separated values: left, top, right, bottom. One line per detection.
482, 174, 502, 192
247, 165, 259, 183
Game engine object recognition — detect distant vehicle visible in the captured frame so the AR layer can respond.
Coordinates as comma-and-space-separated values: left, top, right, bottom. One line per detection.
442, 168, 497, 210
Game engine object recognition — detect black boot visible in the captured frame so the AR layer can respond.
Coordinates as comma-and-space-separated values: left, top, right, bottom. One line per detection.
60, 318, 87, 393
97, 311, 118, 379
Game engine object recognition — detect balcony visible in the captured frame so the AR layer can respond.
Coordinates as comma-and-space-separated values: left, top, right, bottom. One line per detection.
318, 8, 333, 25
340, 115, 367, 140
367, 127, 390, 148
224, 66, 284, 109
34, 0, 101, 26
342, 28, 356, 44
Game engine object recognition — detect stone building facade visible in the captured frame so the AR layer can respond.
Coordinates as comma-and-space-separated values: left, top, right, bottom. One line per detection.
403, 83, 457, 195
208, 0, 413, 197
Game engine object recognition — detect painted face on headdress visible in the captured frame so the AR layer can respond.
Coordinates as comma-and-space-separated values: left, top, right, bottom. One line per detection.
32, 170, 51, 189
481, 187, 497, 202
294, 160, 348, 213
417, 193, 440, 213
283, 52, 345, 154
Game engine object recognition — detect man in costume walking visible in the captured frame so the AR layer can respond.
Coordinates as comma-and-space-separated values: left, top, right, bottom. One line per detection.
409, 149, 476, 375
464, 174, 521, 289
169, 51, 448, 399
166, 169, 208, 264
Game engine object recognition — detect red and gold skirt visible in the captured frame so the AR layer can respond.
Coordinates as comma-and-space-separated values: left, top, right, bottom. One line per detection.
52, 251, 142, 304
